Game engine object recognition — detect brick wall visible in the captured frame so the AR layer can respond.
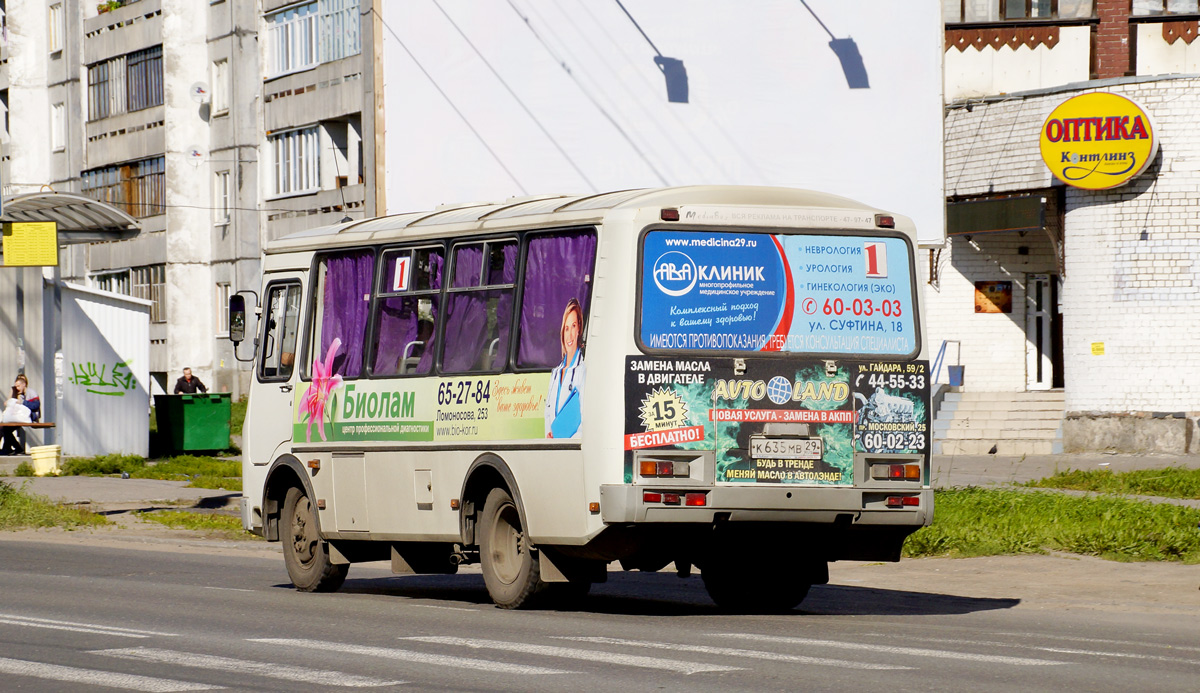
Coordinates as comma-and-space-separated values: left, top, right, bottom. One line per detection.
922, 203, 1059, 393
1094, 0, 1132, 79
940, 77, 1200, 415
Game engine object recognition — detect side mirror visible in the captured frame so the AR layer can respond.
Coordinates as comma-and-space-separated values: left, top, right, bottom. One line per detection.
229, 294, 247, 343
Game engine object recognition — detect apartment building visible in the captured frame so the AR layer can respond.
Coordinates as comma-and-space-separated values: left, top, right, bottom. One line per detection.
1, 0, 378, 397
933, 1, 1200, 453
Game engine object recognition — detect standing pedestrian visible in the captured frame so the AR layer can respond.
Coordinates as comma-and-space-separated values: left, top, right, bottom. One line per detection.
173, 368, 208, 394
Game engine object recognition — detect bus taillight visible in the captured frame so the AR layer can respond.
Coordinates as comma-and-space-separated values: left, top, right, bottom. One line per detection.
640, 459, 691, 477
871, 463, 921, 481
885, 495, 920, 508
875, 214, 895, 228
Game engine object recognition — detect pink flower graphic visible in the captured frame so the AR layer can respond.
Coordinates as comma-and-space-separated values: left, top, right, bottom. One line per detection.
299, 337, 344, 442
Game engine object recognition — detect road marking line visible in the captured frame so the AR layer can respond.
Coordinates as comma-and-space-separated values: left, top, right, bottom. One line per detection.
866, 634, 1200, 661
1036, 646, 1200, 665
0, 614, 177, 638
201, 587, 255, 593
726, 634, 1065, 666
407, 604, 478, 612
0, 656, 219, 692
250, 638, 571, 675
94, 648, 404, 688
405, 636, 742, 674
559, 636, 912, 671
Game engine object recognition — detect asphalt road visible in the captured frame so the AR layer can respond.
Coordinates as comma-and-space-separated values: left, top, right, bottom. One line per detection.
1, 536, 1198, 692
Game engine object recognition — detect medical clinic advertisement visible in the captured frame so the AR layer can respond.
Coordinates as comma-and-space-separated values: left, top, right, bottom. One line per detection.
639, 230, 918, 357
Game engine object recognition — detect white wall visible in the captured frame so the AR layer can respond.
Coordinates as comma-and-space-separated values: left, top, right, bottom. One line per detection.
923, 231, 1058, 393
1136, 24, 1200, 77
1061, 81, 1200, 412
945, 26, 1091, 101
163, 0, 217, 388
381, 0, 945, 245
60, 284, 151, 457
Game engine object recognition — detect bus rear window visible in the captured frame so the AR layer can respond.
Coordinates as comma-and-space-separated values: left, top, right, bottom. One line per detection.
639, 230, 918, 357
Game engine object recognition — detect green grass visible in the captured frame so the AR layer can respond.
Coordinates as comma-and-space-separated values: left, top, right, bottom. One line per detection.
137, 509, 256, 538
231, 397, 247, 437
0, 482, 110, 530
904, 487, 1200, 563
1026, 467, 1200, 500
59, 454, 241, 491
13, 461, 35, 477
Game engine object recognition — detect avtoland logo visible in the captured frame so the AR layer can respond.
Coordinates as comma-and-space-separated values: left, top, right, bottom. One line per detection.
652, 251, 697, 296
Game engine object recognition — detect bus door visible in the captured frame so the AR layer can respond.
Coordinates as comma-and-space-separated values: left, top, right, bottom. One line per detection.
248, 276, 304, 468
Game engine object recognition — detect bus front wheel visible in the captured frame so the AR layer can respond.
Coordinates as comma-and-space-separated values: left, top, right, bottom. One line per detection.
281, 486, 348, 592
479, 487, 545, 608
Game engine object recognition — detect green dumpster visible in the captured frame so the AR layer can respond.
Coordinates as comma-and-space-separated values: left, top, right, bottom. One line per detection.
154, 393, 231, 453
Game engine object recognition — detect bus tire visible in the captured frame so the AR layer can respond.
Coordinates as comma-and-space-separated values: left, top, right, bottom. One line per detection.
701, 564, 810, 614
282, 486, 348, 593
479, 487, 545, 608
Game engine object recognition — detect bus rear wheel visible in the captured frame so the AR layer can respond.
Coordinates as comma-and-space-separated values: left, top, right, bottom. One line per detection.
479, 487, 545, 608
281, 486, 348, 592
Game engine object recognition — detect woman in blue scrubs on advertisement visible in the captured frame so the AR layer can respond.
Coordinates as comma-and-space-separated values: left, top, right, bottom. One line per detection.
545, 298, 585, 438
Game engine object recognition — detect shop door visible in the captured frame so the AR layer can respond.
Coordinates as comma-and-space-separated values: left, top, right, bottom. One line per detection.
1025, 274, 1064, 390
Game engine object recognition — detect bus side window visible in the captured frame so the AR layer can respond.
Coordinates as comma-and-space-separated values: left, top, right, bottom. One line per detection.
371, 247, 443, 376
515, 229, 597, 369
259, 282, 302, 381
310, 250, 375, 380
441, 240, 517, 373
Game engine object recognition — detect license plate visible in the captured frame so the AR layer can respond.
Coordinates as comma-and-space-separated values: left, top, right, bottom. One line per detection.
749, 436, 823, 460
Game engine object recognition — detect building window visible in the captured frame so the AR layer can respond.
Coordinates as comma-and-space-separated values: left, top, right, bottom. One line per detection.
48, 3, 64, 54
944, 0, 1093, 22
93, 265, 166, 323
132, 265, 167, 323
126, 46, 164, 112
51, 103, 66, 151
1133, 0, 1199, 14
87, 46, 162, 121
270, 126, 319, 197
214, 170, 231, 224
267, 0, 360, 78
211, 59, 229, 114
81, 156, 166, 218
319, 0, 361, 63
216, 282, 231, 335
93, 270, 132, 296
268, 2, 318, 77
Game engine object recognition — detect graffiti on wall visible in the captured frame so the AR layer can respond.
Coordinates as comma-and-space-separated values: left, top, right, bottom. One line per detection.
69, 360, 138, 397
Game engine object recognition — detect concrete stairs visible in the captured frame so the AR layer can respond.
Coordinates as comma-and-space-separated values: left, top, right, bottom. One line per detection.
933, 390, 1064, 455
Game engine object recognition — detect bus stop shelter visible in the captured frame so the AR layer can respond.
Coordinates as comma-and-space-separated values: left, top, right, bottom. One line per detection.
1, 192, 146, 455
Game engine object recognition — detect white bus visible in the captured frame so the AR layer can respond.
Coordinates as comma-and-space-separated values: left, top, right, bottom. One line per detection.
231, 186, 933, 611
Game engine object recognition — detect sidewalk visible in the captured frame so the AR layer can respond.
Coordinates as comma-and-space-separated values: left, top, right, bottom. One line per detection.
4, 451, 1199, 508
0, 455, 240, 511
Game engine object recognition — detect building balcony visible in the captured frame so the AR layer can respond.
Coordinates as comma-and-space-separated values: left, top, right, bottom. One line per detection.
945, 23, 1092, 101
84, 0, 162, 65
1134, 16, 1200, 76
84, 106, 166, 168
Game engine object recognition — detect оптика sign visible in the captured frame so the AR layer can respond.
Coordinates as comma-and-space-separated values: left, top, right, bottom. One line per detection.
1039, 92, 1158, 190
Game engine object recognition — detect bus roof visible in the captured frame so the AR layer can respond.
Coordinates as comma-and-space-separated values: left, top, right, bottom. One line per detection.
265, 185, 884, 255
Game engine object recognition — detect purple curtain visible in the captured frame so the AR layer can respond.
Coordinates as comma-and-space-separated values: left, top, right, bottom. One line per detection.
371, 249, 442, 375
517, 231, 597, 368
491, 243, 518, 369
443, 243, 518, 373
320, 250, 374, 378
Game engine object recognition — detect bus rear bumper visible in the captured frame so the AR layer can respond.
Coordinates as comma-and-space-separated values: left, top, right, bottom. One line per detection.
599, 484, 933, 527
